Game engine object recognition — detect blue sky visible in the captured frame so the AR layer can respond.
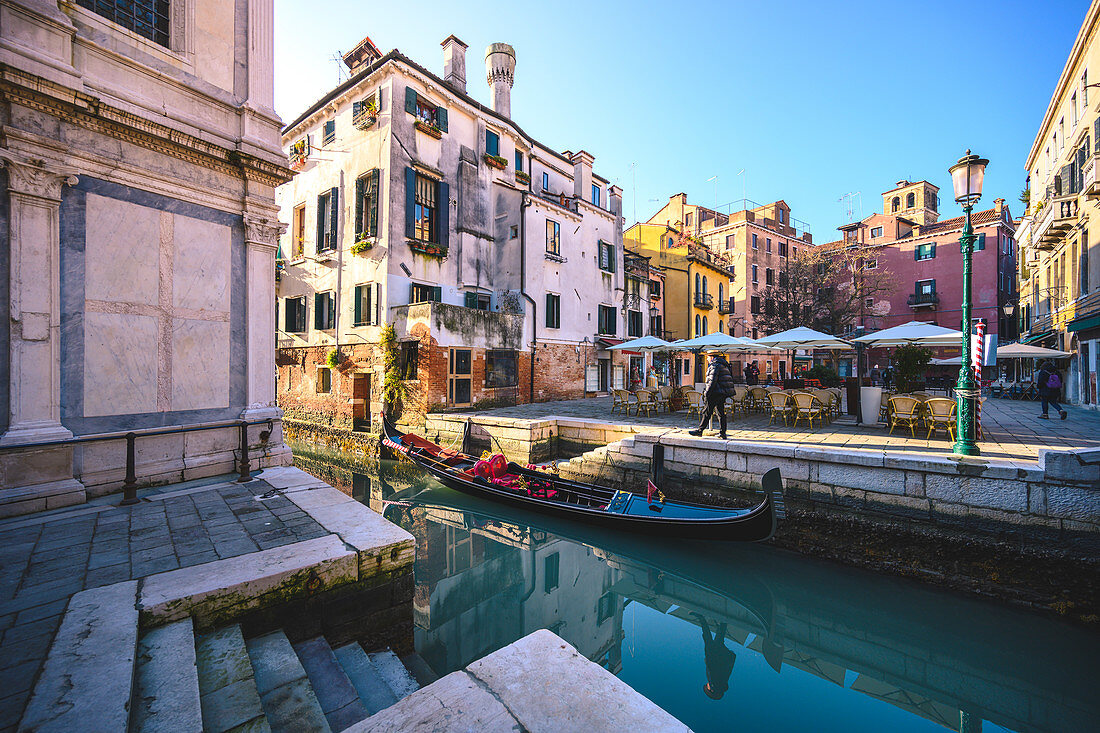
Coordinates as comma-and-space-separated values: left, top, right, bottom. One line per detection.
274, 0, 1089, 240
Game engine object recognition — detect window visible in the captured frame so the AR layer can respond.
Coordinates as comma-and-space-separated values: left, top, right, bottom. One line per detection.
695, 273, 700, 294
752, 264, 758, 283
314, 292, 336, 330
865, 297, 874, 309
515, 150, 524, 172
752, 233, 758, 249
752, 328, 758, 340
684, 359, 690, 375
891, 197, 900, 212
779, 209, 785, 223
792, 246, 798, 258
76, 0, 169, 47
323, 120, 335, 145
404, 88, 448, 131
650, 280, 661, 299
750, 295, 761, 314
291, 204, 305, 259
353, 283, 380, 326
1084, 70, 1089, 107
628, 310, 643, 337
765, 268, 774, 285
546, 220, 560, 255
542, 172, 550, 191
765, 298, 774, 316
702, 316, 708, 334
316, 188, 338, 251
965, 233, 986, 252
399, 341, 418, 379
316, 367, 331, 393
597, 305, 616, 335
650, 314, 662, 336
916, 279, 936, 296
668, 237, 675, 248
284, 297, 307, 333
545, 293, 561, 328
702, 276, 708, 295
410, 283, 441, 303
355, 170, 380, 239
486, 129, 500, 156
544, 552, 560, 593
352, 93, 377, 126
870, 226, 883, 239
779, 271, 788, 288
463, 292, 491, 310
718, 282, 724, 303
726, 234, 735, 249
413, 173, 438, 243
766, 238, 772, 253
906, 192, 915, 208
1072, 92, 1079, 128
686, 212, 693, 226
486, 350, 518, 388
915, 242, 936, 261
592, 184, 601, 207
865, 258, 877, 269
598, 240, 616, 272
719, 321, 725, 333
778, 241, 788, 257
695, 314, 701, 335
510, 225, 518, 240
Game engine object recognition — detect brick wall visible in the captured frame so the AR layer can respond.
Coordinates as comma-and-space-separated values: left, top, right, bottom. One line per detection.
277, 344, 383, 429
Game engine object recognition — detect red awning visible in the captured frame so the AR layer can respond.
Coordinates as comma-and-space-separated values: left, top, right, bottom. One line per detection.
596, 337, 623, 348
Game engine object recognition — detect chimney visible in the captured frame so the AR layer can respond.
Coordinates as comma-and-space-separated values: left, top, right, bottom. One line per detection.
571, 150, 594, 201
994, 197, 1005, 215
441, 35, 467, 94
485, 43, 516, 118
342, 35, 383, 75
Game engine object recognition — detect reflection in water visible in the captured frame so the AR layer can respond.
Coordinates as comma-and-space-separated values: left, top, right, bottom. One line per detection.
309, 454, 1098, 733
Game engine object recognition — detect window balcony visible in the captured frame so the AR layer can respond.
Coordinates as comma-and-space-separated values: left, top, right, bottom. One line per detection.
1084, 155, 1100, 199
907, 292, 939, 308
694, 292, 714, 309
1033, 193, 1079, 249
717, 298, 733, 314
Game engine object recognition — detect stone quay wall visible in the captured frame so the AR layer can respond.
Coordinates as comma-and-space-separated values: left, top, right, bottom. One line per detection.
559, 431, 1100, 551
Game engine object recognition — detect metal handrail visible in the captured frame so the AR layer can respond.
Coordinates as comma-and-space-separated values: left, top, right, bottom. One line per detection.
0, 418, 275, 505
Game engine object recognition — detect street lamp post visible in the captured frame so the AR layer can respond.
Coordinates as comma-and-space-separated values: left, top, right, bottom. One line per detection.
948, 150, 989, 456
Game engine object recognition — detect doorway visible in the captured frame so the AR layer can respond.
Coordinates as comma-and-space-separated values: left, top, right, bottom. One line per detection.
351, 373, 371, 431
449, 348, 472, 406
598, 358, 610, 393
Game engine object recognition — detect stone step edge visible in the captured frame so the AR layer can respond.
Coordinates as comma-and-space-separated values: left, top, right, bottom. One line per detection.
131, 617, 203, 733
332, 643, 399, 716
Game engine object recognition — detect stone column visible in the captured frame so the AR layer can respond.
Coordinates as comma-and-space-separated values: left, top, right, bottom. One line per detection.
0, 152, 77, 445
241, 215, 284, 422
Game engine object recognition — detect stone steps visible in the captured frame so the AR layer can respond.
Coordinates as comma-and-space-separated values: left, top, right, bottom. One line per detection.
131, 619, 424, 733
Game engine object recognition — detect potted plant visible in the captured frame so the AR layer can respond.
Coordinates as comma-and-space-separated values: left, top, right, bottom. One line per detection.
288, 138, 309, 170
350, 233, 374, 255
409, 240, 447, 258
515, 170, 530, 185
414, 119, 442, 139
354, 99, 378, 130
483, 153, 507, 170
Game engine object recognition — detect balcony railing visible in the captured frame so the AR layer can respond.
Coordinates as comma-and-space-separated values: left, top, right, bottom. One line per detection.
623, 293, 642, 310
1085, 155, 1100, 198
907, 292, 939, 308
1034, 193, 1079, 249
694, 292, 714, 309
717, 298, 733, 314
624, 252, 649, 278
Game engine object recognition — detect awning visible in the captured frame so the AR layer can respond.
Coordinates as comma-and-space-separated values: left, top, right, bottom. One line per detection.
1022, 331, 1054, 344
596, 337, 623, 349
1068, 314, 1100, 332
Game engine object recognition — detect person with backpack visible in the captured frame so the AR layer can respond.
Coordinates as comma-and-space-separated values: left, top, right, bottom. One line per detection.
1037, 360, 1067, 420
689, 352, 737, 438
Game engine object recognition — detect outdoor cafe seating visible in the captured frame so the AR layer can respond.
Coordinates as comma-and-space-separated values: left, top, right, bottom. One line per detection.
888, 396, 922, 437
924, 397, 956, 441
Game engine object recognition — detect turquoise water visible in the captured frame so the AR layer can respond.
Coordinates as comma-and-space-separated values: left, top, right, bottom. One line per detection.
305, 455, 1098, 733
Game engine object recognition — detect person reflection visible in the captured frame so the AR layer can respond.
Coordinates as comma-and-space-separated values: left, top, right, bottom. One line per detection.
691, 612, 735, 700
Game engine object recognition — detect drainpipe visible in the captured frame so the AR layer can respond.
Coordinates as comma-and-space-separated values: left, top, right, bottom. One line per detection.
519, 193, 536, 403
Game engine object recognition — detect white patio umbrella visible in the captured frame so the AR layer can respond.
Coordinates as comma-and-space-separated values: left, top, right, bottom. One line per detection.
852, 321, 963, 348
995, 343, 1071, 359
604, 335, 672, 351
672, 332, 747, 351
755, 326, 852, 350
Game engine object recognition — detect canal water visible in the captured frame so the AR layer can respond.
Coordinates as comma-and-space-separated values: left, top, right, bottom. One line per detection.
292, 447, 1098, 733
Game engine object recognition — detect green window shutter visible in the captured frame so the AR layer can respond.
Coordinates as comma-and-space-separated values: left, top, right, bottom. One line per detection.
929, 242, 936, 258
405, 86, 417, 115
437, 106, 448, 132
465, 292, 477, 309
314, 293, 322, 330
329, 187, 339, 246
354, 285, 363, 324
405, 168, 417, 239
354, 176, 365, 237
432, 286, 442, 302
328, 293, 336, 326
373, 282, 381, 325
438, 180, 450, 247
317, 195, 325, 251
368, 169, 380, 236
515, 150, 523, 171
486, 130, 499, 156
352, 100, 362, 117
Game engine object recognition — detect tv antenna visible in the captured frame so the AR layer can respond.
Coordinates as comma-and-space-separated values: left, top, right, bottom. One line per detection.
838, 191, 862, 222
331, 52, 348, 85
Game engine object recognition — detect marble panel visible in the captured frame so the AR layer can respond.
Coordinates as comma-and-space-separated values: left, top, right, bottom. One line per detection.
172, 319, 229, 411
173, 213, 230, 313
84, 193, 160, 305
84, 311, 159, 416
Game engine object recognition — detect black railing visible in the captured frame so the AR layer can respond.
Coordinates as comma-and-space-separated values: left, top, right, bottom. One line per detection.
717, 298, 733, 314
907, 292, 939, 307
0, 419, 274, 505
694, 292, 714, 309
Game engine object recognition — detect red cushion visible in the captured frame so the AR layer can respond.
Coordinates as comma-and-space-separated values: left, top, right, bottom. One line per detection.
488, 454, 508, 479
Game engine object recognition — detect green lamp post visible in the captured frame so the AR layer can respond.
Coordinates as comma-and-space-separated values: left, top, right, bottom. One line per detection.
948, 150, 989, 456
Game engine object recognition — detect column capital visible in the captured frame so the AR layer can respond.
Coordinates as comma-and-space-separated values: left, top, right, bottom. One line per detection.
243, 215, 285, 250
0, 152, 78, 202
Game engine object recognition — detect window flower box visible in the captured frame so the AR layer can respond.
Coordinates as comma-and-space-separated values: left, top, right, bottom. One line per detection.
353, 112, 377, 131
515, 170, 530, 185
409, 240, 447, 258
483, 153, 507, 170
414, 120, 442, 139
351, 236, 375, 255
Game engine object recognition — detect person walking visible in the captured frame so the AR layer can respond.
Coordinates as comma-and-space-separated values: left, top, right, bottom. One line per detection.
689, 353, 736, 438
1037, 360, 1067, 420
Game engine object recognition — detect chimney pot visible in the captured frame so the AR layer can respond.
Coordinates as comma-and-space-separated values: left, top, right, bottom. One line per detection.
441, 35, 468, 94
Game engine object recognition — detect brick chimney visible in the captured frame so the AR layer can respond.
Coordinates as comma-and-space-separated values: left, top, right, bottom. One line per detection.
994, 197, 1005, 215
441, 35, 467, 94
571, 150, 594, 201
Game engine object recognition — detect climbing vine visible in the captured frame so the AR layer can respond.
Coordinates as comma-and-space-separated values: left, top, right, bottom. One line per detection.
381, 323, 408, 415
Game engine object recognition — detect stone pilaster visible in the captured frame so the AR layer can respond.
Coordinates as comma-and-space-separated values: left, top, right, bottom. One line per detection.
0, 151, 77, 445
241, 214, 283, 422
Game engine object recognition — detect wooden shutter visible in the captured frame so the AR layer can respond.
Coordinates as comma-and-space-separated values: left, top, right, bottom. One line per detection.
328, 187, 339, 247
373, 283, 381, 325
314, 293, 323, 330
352, 100, 362, 117
545, 293, 553, 326
316, 194, 325, 251
328, 292, 336, 326
929, 242, 936, 258
432, 286, 442, 302
284, 299, 293, 332
405, 86, 417, 115
438, 180, 450, 247
368, 169, 380, 236
354, 176, 365, 236
353, 285, 363, 325
486, 130, 499, 156
405, 168, 417, 239
465, 292, 477, 309
437, 106, 448, 132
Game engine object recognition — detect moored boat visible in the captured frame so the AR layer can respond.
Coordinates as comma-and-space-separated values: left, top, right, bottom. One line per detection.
381, 415, 784, 541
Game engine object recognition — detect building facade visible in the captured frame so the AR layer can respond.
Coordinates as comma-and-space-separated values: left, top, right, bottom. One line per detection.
275, 36, 626, 429
1017, 0, 1100, 407
0, 0, 290, 515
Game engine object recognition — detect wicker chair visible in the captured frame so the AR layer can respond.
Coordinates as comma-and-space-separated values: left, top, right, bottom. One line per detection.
634, 389, 658, 417
748, 386, 770, 414
684, 389, 704, 417
767, 392, 795, 426
811, 389, 836, 422
888, 396, 922, 437
925, 398, 956, 440
611, 389, 628, 414
730, 386, 751, 417
879, 391, 894, 423
655, 385, 673, 412
792, 392, 827, 428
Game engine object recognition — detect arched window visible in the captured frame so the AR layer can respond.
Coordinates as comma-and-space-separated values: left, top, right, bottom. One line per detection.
703, 317, 708, 335
718, 283, 724, 303
668, 237, 674, 248
906, 192, 915, 208
719, 321, 725, 334
695, 273, 700, 293
695, 314, 701, 336
702, 276, 708, 295
891, 197, 900, 212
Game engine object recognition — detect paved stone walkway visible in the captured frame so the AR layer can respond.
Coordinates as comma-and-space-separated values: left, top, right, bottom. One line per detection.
476, 395, 1100, 467
0, 475, 328, 733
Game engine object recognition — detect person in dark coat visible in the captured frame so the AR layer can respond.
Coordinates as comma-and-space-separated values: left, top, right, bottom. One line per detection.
691, 613, 736, 700
1037, 360, 1067, 420
744, 360, 760, 386
689, 353, 736, 438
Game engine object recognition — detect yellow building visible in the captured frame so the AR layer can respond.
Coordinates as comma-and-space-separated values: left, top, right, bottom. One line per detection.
1018, 0, 1100, 407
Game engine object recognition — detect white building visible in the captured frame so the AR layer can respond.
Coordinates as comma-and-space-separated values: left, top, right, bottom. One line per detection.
0, 0, 290, 516
275, 35, 627, 429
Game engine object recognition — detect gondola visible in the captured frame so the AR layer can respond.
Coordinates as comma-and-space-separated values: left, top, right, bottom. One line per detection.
381, 415, 784, 541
